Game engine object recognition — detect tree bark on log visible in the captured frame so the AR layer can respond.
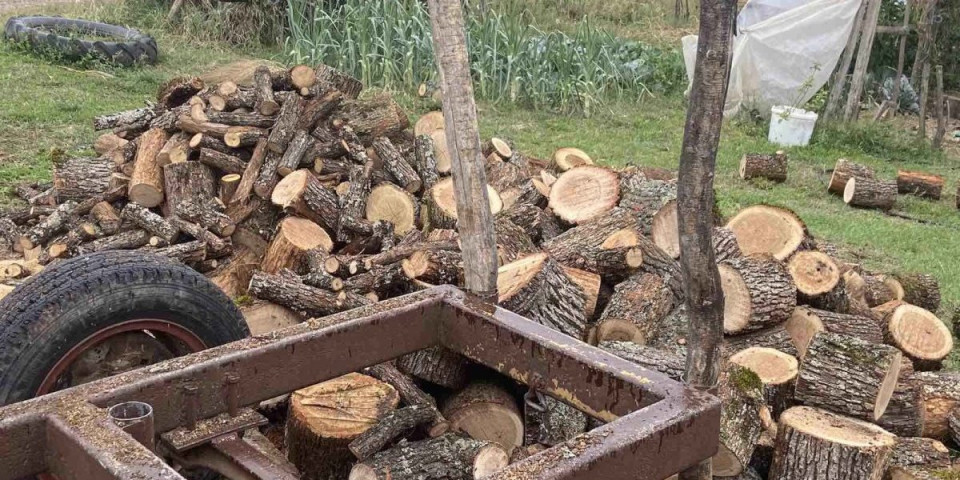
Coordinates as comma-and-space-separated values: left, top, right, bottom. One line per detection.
53, 156, 113, 201
128, 128, 171, 208
712, 364, 766, 477
889, 437, 952, 470
266, 94, 304, 154
277, 130, 315, 177
315, 64, 363, 99
396, 347, 470, 390
287, 373, 398, 480
120, 202, 179, 243
400, 248, 463, 286
723, 322, 800, 359
422, 177, 502, 232
862, 274, 903, 307
272, 169, 340, 231
897, 273, 941, 313
559, 265, 600, 320
497, 253, 588, 340
598, 341, 685, 381
493, 217, 538, 266
729, 347, 799, 417
739, 152, 788, 182
912, 371, 960, 440
145, 240, 207, 264
224, 126, 267, 148
253, 151, 283, 200
786, 307, 883, 358
261, 217, 333, 274
332, 94, 410, 142
249, 271, 360, 318
90, 201, 122, 235
881, 303, 953, 371
18, 201, 77, 251
720, 255, 797, 335
769, 406, 895, 480
522, 390, 586, 447
794, 331, 902, 421
828, 158, 876, 195
93, 106, 155, 131
441, 381, 523, 454
372, 137, 421, 193
77, 229, 151, 254
199, 148, 247, 176
348, 404, 438, 460
714, 226, 742, 263
298, 90, 342, 132
595, 272, 678, 344
876, 362, 923, 437
844, 177, 897, 210
162, 161, 216, 217
363, 362, 449, 437
948, 408, 960, 447
253, 66, 280, 116
896, 170, 943, 199
349, 433, 508, 480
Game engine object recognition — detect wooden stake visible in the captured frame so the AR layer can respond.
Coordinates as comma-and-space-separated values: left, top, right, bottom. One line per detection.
843, 0, 883, 121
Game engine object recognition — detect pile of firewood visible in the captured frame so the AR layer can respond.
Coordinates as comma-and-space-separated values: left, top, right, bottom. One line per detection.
0, 62, 957, 480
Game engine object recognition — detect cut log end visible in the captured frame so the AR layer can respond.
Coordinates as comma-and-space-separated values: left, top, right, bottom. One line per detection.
787, 251, 839, 296
651, 199, 679, 258
887, 304, 953, 365
548, 166, 620, 224
730, 347, 798, 387
719, 263, 752, 334
552, 147, 593, 172
726, 205, 807, 260
366, 183, 417, 235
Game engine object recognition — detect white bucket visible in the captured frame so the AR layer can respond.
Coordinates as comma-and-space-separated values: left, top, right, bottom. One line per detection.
768, 106, 818, 147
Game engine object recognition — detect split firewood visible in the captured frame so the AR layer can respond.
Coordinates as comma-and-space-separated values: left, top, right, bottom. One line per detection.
18, 201, 77, 251
497, 253, 587, 340
198, 148, 247, 175
878, 303, 952, 371
729, 347, 799, 416
896, 273, 941, 313
396, 347, 470, 390
219, 174, 241, 204
207, 247, 258, 298
719, 254, 796, 335
365, 182, 418, 235
363, 362, 449, 437
332, 94, 410, 142
912, 371, 960, 440
785, 307, 883, 357
828, 158, 875, 195
739, 151, 788, 182
94, 132, 128, 155
423, 177, 502, 230
725, 204, 812, 260
371, 137, 421, 192
876, 361, 923, 437
287, 373, 398, 480
169, 217, 228, 256
493, 218, 538, 266
53, 156, 113, 201
441, 381, 523, 454
77, 229, 152, 255
794, 331, 902, 421
121, 203, 179, 243
249, 271, 367, 318
271, 169, 340, 231
128, 128, 171, 208
551, 147, 593, 172
157, 132, 191, 165
594, 272, 678, 344
862, 273, 904, 307
276, 130, 314, 177
522, 390, 586, 447
768, 406, 895, 480
348, 404, 438, 460
261, 217, 332, 274
598, 341, 685, 381
896, 170, 944, 199
176, 199, 236, 238
93, 106, 156, 131
548, 165, 620, 224
844, 177, 897, 210
349, 433, 508, 480
413, 134, 441, 190
559, 265, 600, 319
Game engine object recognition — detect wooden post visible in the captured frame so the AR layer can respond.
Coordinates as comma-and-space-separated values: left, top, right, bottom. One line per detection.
919, 63, 930, 138
875, 0, 911, 120
933, 65, 946, 149
824, 0, 867, 121
426, 0, 498, 301
843, 0, 883, 121
677, 0, 738, 479
910, 0, 938, 91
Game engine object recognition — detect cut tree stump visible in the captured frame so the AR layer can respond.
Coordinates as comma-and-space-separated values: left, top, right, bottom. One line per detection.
271, 169, 340, 231
769, 406, 895, 480
261, 217, 333, 274
423, 177, 502, 230
729, 347, 799, 417
719, 255, 797, 335
896, 170, 944, 200
594, 272, 678, 344
912, 371, 960, 440
365, 182, 418, 235
522, 390, 586, 447
844, 177, 897, 210
828, 158, 875, 195
794, 332, 902, 421
128, 128, 171, 207
287, 373, 399, 480
786, 307, 883, 357
881, 303, 953, 371
897, 273, 941, 313
441, 381, 523, 455
713, 364, 766, 477
739, 152, 788, 182
726, 205, 810, 260
349, 433, 508, 480
551, 147, 593, 172
548, 165, 620, 224
497, 253, 587, 340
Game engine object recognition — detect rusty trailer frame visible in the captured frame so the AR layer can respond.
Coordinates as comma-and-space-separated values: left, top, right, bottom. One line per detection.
0, 286, 720, 479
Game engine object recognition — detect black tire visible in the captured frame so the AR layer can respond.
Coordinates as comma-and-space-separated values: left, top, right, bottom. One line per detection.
0, 251, 248, 406
3, 16, 158, 66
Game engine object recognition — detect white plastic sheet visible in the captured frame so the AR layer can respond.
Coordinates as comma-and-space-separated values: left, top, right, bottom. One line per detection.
682, 0, 862, 117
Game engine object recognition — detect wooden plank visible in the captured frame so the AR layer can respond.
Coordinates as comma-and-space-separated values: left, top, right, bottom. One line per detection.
843, 0, 884, 121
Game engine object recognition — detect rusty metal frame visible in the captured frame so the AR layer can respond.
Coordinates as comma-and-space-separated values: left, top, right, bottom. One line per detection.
0, 286, 720, 480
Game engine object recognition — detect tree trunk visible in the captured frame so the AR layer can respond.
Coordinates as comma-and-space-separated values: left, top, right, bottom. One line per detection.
128, 128, 171, 208
794, 331, 902, 421
497, 253, 588, 340
271, 169, 340, 231
828, 158, 876, 195
739, 152, 788, 182
261, 217, 333, 274
897, 170, 944, 199
53, 156, 113, 201
719, 255, 797, 334
349, 433, 508, 480
441, 381, 523, 455
882, 303, 952, 371
287, 373, 399, 480
728, 347, 799, 417
712, 364, 765, 477
769, 406, 895, 480
844, 177, 897, 210
595, 272, 679, 344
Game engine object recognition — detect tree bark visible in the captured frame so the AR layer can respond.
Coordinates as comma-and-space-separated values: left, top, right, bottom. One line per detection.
712, 364, 766, 477
598, 341, 686, 381
889, 437, 952, 470
372, 137, 421, 192
912, 371, 960, 440
249, 271, 368, 318
277, 130, 315, 176
396, 347, 470, 390
349, 405, 438, 460
844, 177, 897, 210
441, 381, 523, 455
497, 253, 588, 340
728, 347, 799, 417
897, 273, 941, 313
271, 169, 340, 231
162, 161, 216, 217
595, 272, 679, 344
315, 63, 363, 99
785, 307, 883, 357
828, 158, 875, 195
266, 94, 304, 154
897, 170, 944, 199
53, 156, 113, 201
739, 152, 788, 182
90, 201, 121, 235
349, 433, 508, 480
261, 217, 333, 274
199, 148, 247, 176
719, 255, 797, 335
363, 362, 449, 437
253, 65, 280, 116
522, 390, 587, 447
120, 203, 179, 243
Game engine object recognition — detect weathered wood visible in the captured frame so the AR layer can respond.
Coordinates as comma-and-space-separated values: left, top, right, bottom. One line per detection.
363, 362, 449, 437
522, 390, 586, 447
786, 307, 883, 358
739, 152, 788, 182
889, 437, 952, 471
396, 347, 470, 390
441, 381, 523, 454
298, 90, 342, 132
315, 64, 363, 99
162, 161, 216, 217
77, 229, 151, 254
844, 176, 897, 210
413, 134, 441, 190
423, 177, 502, 231
249, 271, 367, 317
93, 106, 156, 131
175, 199, 235, 237
261, 217, 333, 274
897, 170, 944, 199
332, 94, 410, 142
897, 273, 941, 313
121, 203, 179, 243
719, 255, 797, 334
274, 130, 313, 177
372, 137, 421, 192
252, 66, 280, 116
17, 201, 77, 251
794, 331, 902, 420
145, 240, 206, 264
769, 406, 895, 480
271, 169, 339, 231
595, 272, 678, 344
712, 364, 765, 477
599, 341, 686, 381
349, 433, 508, 480
287, 373, 398, 480
912, 371, 960, 440
349, 405, 438, 460
842, 0, 883, 121
365, 183, 418, 236
128, 128, 171, 208
199, 148, 247, 175
53, 156, 113, 201
496, 253, 588, 340
828, 158, 876, 195
729, 347, 799, 417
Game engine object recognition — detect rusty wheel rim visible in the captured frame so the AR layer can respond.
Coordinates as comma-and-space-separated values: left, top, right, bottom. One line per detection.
36, 319, 207, 397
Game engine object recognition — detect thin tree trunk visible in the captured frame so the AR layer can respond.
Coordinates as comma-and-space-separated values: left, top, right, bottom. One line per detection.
678, 1, 738, 478
426, 0, 498, 301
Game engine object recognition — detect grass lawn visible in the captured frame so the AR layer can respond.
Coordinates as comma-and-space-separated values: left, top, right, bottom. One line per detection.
1, 0, 957, 369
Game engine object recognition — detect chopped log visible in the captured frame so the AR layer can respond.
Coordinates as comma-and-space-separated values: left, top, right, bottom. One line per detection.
271, 169, 340, 231
441, 381, 523, 454
249, 271, 361, 317
497, 253, 587, 340
720, 255, 797, 335
794, 332, 902, 421
768, 406, 895, 480
423, 177, 502, 230
53, 156, 113, 201
128, 128, 171, 208
371, 137, 421, 192
219, 174, 241, 204
157, 132, 191, 165
77, 229, 151, 254
209, 88, 256, 112
483, 138, 513, 159
204, 111, 276, 129
889, 437, 952, 470
156, 76, 203, 109
551, 147, 593, 172
228, 139, 268, 207
189, 133, 230, 153
343, 263, 405, 297
265, 94, 304, 154
364, 239, 459, 269
168, 217, 228, 257
912, 371, 960, 440
120, 203, 179, 243
147, 240, 206, 263
413, 134, 441, 190
714, 226, 743, 262
881, 303, 953, 371
401, 249, 463, 285
598, 341, 685, 381
208, 247, 258, 298
301, 269, 344, 292
287, 373, 398, 480
559, 265, 600, 319
253, 150, 283, 200
240, 300, 303, 335
176, 115, 231, 136
522, 390, 586, 447
223, 126, 267, 148
729, 347, 799, 416
494, 218, 538, 266
199, 148, 246, 175
877, 361, 923, 437
786, 307, 883, 358
315, 64, 363, 99
595, 272, 678, 344
396, 347, 470, 390
365, 183, 418, 235
897, 273, 941, 313
712, 364, 766, 477
828, 158, 876, 195
618, 169, 678, 256
93, 106, 155, 131
349, 433, 508, 480
333, 94, 410, 142
252, 66, 280, 116
349, 404, 438, 460
413, 111, 444, 137
18, 201, 77, 251
90, 201, 122, 235
862, 274, 903, 307
739, 151, 788, 182
844, 177, 897, 210
261, 217, 332, 274
363, 362, 449, 437
725, 205, 811, 260
162, 161, 216, 217
298, 90, 342, 131
548, 165, 620, 224
787, 251, 841, 305
896, 170, 943, 199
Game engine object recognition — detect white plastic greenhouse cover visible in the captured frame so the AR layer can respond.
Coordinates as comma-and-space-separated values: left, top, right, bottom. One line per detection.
682, 0, 863, 117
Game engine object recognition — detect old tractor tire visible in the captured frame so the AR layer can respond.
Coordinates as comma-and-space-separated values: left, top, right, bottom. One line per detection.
0, 251, 248, 406
3, 16, 158, 66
